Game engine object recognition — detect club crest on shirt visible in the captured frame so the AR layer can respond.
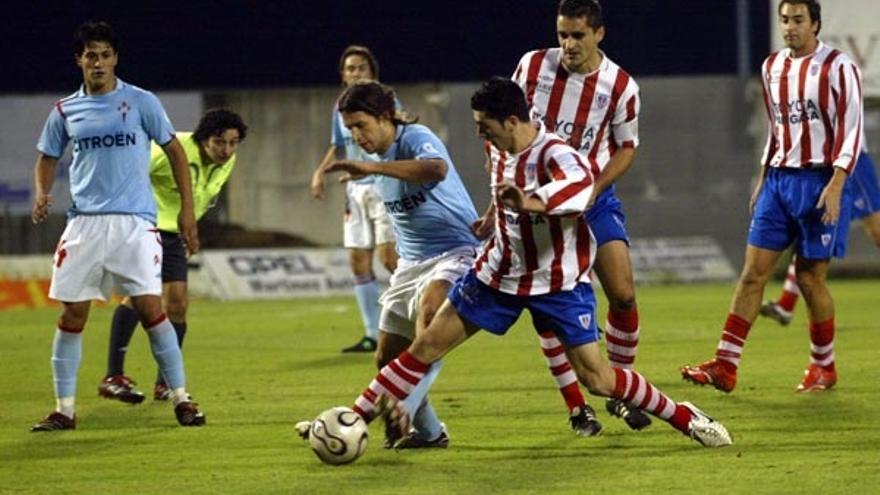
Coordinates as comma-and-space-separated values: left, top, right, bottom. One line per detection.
821, 234, 832, 246
595, 93, 610, 109
118, 101, 131, 122
810, 63, 820, 76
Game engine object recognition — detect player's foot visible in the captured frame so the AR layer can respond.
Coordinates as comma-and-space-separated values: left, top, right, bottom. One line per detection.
605, 398, 652, 430
294, 420, 312, 440
30, 412, 76, 432
341, 337, 377, 353
174, 400, 206, 426
98, 375, 146, 404
759, 301, 793, 326
681, 401, 732, 447
569, 405, 603, 437
796, 364, 837, 392
680, 358, 737, 393
374, 393, 411, 448
153, 383, 172, 401
394, 423, 450, 449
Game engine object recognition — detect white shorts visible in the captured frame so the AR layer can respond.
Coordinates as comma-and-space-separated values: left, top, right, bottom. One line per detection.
49, 215, 163, 302
379, 245, 478, 339
343, 182, 395, 249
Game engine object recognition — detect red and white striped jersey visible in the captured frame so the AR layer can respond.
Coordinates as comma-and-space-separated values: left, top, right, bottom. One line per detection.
474, 122, 596, 296
760, 41, 863, 173
512, 48, 640, 177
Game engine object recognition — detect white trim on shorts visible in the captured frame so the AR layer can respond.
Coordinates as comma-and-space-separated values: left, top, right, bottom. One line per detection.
379, 245, 478, 339
49, 214, 163, 302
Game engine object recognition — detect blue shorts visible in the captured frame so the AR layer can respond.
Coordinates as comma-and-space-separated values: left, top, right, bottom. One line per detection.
585, 186, 629, 247
748, 167, 852, 259
159, 230, 188, 283
851, 152, 880, 220
447, 270, 600, 346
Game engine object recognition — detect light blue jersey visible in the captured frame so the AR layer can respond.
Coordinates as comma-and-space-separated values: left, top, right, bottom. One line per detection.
37, 79, 176, 223
332, 109, 378, 185
375, 124, 479, 260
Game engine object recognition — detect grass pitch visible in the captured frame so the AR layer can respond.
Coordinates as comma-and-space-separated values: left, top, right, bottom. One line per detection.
1, 281, 878, 494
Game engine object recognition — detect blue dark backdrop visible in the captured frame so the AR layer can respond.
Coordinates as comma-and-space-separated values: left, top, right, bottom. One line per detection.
6, 0, 769, 93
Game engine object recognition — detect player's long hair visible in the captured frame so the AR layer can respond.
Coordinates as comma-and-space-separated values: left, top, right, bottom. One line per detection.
193, 109, 248, 143
338, 82, 417, 126
74, 20, 118, 55
338, 45, 380, 82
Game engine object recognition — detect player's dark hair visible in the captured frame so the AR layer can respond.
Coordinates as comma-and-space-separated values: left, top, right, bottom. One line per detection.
193, 108, 248, 143
338, 81, 416, 125
558, 0, 604, 30
470, 77, 531, 123
338, 45, 380, 81
778, 0, 821, 35
73, 20, 118, 56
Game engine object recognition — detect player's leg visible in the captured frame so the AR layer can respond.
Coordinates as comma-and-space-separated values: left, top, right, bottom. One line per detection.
533, 328, 599, 436
111, 216, 202, 426
792, 256, 837, 392
565, 341, 731, 447
681, 244, 782, 392
531, 283, 730, 447
342, 184, 382, 353
153, 280, 187, 400
589, 195, 651, 429
31, 301, 91, 431
33, 216, 105, 431
98, 296, 146, 404
859, 212, 880, 248
760, 255, 798, 325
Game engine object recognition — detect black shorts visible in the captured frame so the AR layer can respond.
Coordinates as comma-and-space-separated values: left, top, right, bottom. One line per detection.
160, 230, 188, 283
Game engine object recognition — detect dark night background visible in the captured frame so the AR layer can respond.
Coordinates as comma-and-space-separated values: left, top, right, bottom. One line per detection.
4, 1, 770, 93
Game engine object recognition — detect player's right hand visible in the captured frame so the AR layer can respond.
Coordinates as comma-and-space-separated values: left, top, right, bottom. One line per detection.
178, 209, 200, 254
471, 216, 494, 240
310, 171, 326, 199
32, 194, 52, 224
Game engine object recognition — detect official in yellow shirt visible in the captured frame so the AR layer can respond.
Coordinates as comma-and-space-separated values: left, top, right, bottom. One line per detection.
98, 109, 248, 403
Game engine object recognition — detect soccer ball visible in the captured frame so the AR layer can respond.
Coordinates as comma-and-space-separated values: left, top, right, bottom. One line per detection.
308, 406, 368, 465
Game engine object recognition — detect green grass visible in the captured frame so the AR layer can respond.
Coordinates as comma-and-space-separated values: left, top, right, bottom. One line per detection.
1, 281, 878, 494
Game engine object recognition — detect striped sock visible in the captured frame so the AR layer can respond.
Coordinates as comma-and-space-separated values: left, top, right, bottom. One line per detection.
606, 308, 640, 369
809, 318, 835, 372
353, 351, 428, 421
777, 261, 799, 312
537, 331, 585, 411
611, 368, 692, 433
715, 313, 751, 369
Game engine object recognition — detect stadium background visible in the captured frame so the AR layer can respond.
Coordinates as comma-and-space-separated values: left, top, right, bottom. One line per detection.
1, 0, 877, 303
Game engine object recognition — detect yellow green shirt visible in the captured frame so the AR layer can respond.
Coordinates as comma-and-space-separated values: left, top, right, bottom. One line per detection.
151, 132, 236, 232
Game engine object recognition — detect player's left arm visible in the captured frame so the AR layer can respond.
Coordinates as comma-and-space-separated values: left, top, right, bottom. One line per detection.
818, 60, 864, 225
593, 86, 640, 200
162, 137, 200, 253
501, 147, 594, 215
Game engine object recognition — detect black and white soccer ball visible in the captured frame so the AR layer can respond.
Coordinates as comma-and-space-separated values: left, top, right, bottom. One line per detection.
308, 406, 368, 465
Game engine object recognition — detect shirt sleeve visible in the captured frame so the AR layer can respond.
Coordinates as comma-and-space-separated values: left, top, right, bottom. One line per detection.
532, 145, 595, 216
331, 110, 345, 147
139, 91, 177, 146
611, 81, 640, 149
36, 105, 69, 158
402, 127, 447, 161
830, 59, 863, 173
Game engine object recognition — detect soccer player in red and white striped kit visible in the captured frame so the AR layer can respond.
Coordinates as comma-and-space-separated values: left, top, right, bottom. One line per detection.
682, 0, 863, 393
505, 0, 650, 432
326, 77, 732, 449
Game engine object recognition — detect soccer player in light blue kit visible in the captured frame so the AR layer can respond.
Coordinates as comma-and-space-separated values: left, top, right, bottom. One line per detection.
317, 81, 480, 448
30, 21, 205, 430
311, 46, 398, 354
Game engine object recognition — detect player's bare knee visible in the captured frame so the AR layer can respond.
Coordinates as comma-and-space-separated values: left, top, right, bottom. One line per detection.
609, 293, 636, 313
165, 298, 188, 322
59, 303, 89, 328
